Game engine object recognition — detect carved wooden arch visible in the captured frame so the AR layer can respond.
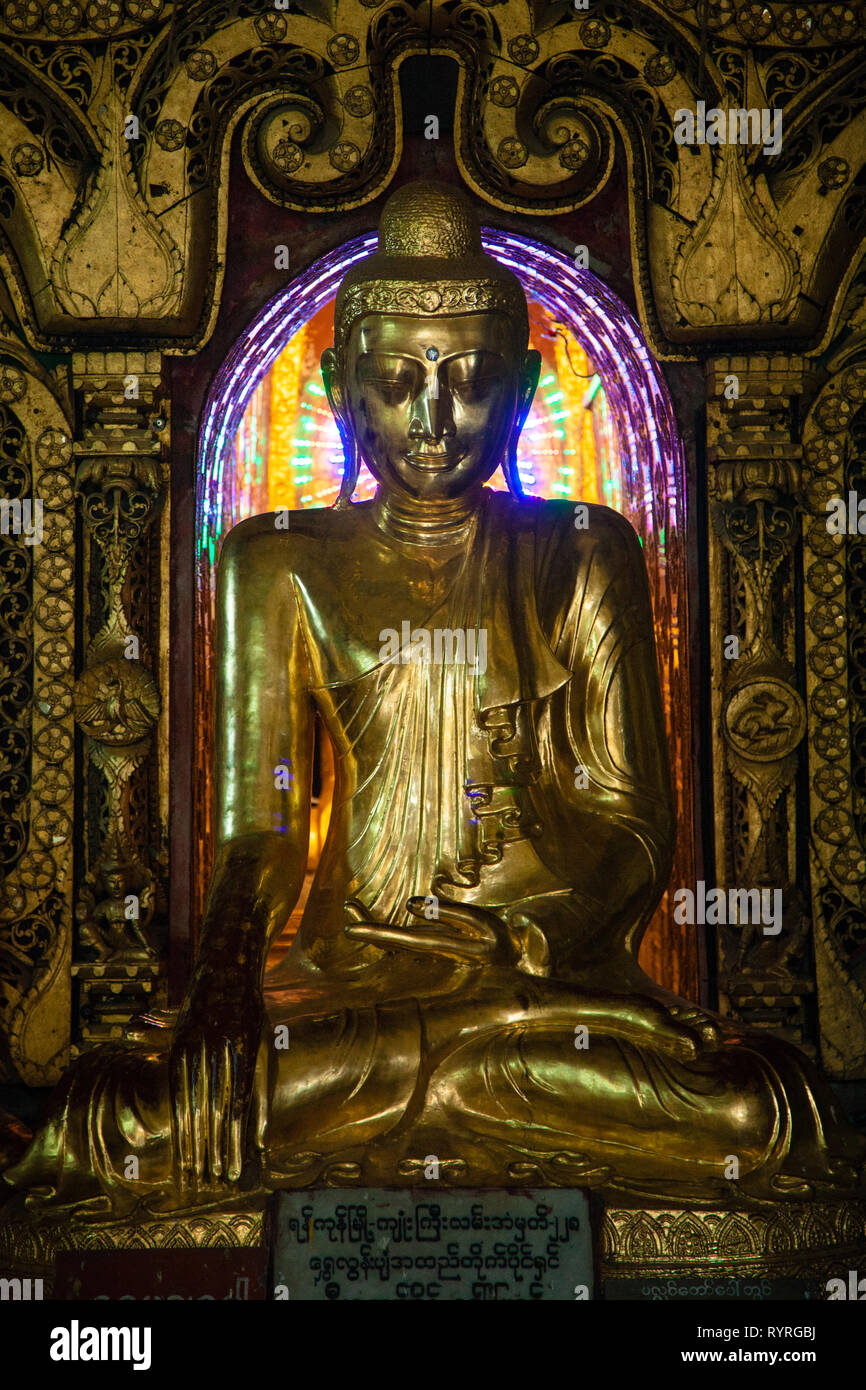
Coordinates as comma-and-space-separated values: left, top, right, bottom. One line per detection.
123, 0, 710, 357
0, 2, 862, 360
113, 0, 866, 356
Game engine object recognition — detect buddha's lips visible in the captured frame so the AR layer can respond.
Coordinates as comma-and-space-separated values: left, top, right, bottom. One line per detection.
404, 450, 465, 471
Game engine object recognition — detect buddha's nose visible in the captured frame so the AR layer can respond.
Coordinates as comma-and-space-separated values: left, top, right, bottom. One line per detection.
409, 372, 455, 443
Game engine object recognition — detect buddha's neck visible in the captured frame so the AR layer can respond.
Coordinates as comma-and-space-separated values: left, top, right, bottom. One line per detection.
372, 486, 482, 547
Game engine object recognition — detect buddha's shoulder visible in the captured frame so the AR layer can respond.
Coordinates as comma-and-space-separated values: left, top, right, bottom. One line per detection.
507, 494, 642, 556
218, 504, 366, 571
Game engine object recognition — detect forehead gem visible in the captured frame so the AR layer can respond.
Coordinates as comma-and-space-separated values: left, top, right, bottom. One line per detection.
425, 347, 439, 361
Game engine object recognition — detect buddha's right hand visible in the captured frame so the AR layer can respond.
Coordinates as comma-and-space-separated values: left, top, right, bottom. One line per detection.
344, 896, 506, 963
169, 982, 265, 1192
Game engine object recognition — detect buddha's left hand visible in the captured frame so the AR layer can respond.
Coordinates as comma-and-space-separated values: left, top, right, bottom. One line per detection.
344, 898, 723, 1058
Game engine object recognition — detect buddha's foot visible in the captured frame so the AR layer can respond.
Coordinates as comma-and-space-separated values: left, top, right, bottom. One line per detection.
614, 995, 724, 1060
735, 1157, 865, 1204
665, 1004, 724, 1050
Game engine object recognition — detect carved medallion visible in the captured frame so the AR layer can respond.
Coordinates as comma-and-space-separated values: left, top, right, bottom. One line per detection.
723, 679, 806, 762
11, 142, 43, 177
73, 658, 160, 746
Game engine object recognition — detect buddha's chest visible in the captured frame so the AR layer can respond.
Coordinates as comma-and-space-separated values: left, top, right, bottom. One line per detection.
291, 541, 482, 689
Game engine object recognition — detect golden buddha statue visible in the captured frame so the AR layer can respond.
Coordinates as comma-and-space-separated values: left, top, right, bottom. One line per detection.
4, 181, 864, 1218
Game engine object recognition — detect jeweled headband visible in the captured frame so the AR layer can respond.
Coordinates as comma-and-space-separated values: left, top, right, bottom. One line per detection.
333, 181, 530, 359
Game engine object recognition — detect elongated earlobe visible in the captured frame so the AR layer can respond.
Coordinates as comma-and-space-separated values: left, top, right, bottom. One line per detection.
321, 347, 358, 508
335, 423, 359, 508
504, 349, 541, 498
503, 436, 524, 498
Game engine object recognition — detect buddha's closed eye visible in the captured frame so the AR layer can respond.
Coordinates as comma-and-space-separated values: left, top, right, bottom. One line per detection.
451, 374, 500, 402
368, 378, 413, 405
360, 360, 420, 405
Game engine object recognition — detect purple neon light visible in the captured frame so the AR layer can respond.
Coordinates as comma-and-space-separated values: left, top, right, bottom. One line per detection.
197, 230, 684, 567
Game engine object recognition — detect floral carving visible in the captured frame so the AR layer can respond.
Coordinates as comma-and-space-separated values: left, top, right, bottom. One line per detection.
326, 33, 359, 66
185, 49, 217, 82
11, 143, 43, 177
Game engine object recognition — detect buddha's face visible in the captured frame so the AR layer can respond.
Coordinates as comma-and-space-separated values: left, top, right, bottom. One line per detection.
323, 312, 540, 500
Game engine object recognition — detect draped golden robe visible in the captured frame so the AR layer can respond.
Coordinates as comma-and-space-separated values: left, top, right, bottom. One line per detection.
6, 493, 864, 1213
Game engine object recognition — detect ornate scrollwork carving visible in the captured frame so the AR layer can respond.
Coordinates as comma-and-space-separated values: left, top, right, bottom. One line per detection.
454, 31, 676, 216
0, 346, 75, 1084
531, 98, 614, 192
0, 0, 859, 360
706, 358, 819, 1046
72, 355, 164, 1005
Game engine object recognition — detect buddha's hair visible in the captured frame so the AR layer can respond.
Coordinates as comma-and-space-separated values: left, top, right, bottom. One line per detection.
333, 181, 530, 360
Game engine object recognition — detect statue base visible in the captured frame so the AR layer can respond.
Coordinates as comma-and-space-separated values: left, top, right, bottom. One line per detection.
2, 1192, 864, 1300
0, 1198, 268, 1300
600, 1201, 866, 1299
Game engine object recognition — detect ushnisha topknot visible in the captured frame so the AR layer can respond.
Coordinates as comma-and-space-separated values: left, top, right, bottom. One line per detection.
333, 180, 530, 359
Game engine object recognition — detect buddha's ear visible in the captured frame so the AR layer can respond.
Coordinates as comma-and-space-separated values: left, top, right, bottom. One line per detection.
503, 349, 542, 499
321, 347, 345, 422
322, 347, 360, 508
516, 348, 541, 430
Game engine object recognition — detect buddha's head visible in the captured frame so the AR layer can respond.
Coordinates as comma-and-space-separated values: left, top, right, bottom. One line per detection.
322, 182, 541, 504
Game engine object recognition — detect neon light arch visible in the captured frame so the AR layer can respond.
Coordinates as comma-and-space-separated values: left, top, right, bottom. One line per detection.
198, 233, 679, 561
196, 230, 695, 997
